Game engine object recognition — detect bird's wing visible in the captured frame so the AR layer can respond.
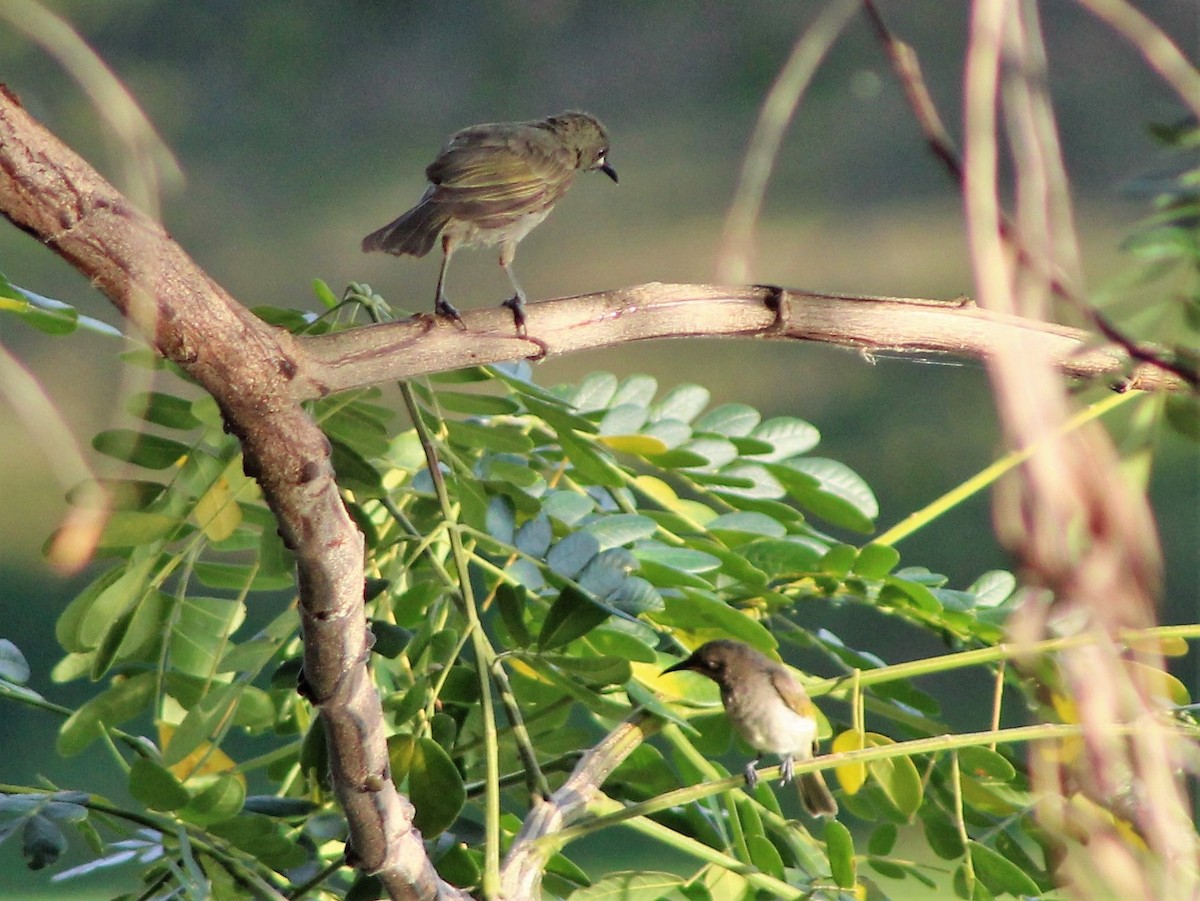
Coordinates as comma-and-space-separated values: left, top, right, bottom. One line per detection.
424, 131, 571, 228
769, 668, 817, 721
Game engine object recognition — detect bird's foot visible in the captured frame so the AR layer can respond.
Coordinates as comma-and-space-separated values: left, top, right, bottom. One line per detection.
780, 755, 795, 786
435, 296, 467, 330
744, 760, 761, 791
502, 293, 527, 337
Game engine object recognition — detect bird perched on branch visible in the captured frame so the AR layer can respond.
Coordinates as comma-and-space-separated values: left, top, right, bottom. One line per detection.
362, 111, 617, 333
663, 639, 838, 817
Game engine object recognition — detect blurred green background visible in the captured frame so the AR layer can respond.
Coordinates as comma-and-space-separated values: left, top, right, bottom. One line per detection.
0, 1, 1196, 895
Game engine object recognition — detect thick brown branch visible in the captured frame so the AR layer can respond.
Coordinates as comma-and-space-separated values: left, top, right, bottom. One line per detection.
0, 86, 460, 901
299, 284, 1184, 396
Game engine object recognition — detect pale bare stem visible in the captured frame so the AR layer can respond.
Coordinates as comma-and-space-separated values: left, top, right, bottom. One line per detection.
1075, 0, 1200, 123
968, 2, 1197, 898
715, 0, 862, 283
499, 714, 660, 900
298, 285, 1187, 394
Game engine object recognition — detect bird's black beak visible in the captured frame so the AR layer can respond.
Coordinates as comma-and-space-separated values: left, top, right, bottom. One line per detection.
599, 161, 618, 183
662, 655, 695, 675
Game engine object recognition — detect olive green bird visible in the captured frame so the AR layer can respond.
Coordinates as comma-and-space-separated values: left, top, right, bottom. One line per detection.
362, 111, 617, 332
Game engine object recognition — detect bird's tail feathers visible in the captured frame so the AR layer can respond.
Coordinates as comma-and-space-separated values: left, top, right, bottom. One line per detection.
798, 772, 838, 817
362, 200, 449, 257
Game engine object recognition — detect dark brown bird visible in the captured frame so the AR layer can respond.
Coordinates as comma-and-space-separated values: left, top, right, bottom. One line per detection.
362, 110, 617, 332
663, 639, 838, 817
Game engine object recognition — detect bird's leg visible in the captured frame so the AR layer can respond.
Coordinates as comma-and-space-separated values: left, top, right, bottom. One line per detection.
499, 247, 528, 337
779, 755, 795, 786
434, 237, 465, 328
744, 757, 762, 791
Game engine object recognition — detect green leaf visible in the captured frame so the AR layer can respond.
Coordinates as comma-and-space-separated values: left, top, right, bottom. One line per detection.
1165, 394, 1200, 442
693, 403, 760, 437
547, 531, 602, 579
545, 653, 632, 687
825, 818, 857, 889
921, 806, 966, 859
745, 834, 785, 881
868, 822, 898, 856
60, 554, 156, 652
22, 815, 66, 870
539, 586, 611, 650
543, 491, 595, 525
484, 458, 542, 489
571, 371, 619, 412
486, 495, 516, 544
578, 548, 638, 598
633, 545, 721, 574
706, 511, 787, 540
127, 391, 203, 431
96, 511, 181, 549
496, 583, 532, 647
865, 733, 923, 817
853, 543, 900, 579
319, 400, 393, 459
179, 775, 246, 826
409, 738, 466, 835
611, 373, 659, 408
242, 796, 320, 818
568, 871, 683, 900
559, 430, 625, 487
968, 570, 1017, 607
0, 639, 31, 684
740, 538, 824, 577
749, 416, 820, 460
92, 429, 191, 469
515, 514, 552, 557
968, 841, 1040, 897
0, 280, 80, 334
773, 458, 877, 531
609, 577, 664, 614
583, 514, 658, 550
958, 747, 1016, 783
598, 403, 649, 436
129, 758, 190, 811
880, 574, 942, 615
209, 813, 307, 869
445, 419, 534, 455
57, 672, 156, 756
192, 561, 294, 591
164, 684, 241, 766
170, 597, 246, 676
90, 587, 169, 678
655, 593, 775, 654
436, 391, 520, 415
678, 436, 738, 470
649, 384, 710, 423
329, 437, 386, 498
